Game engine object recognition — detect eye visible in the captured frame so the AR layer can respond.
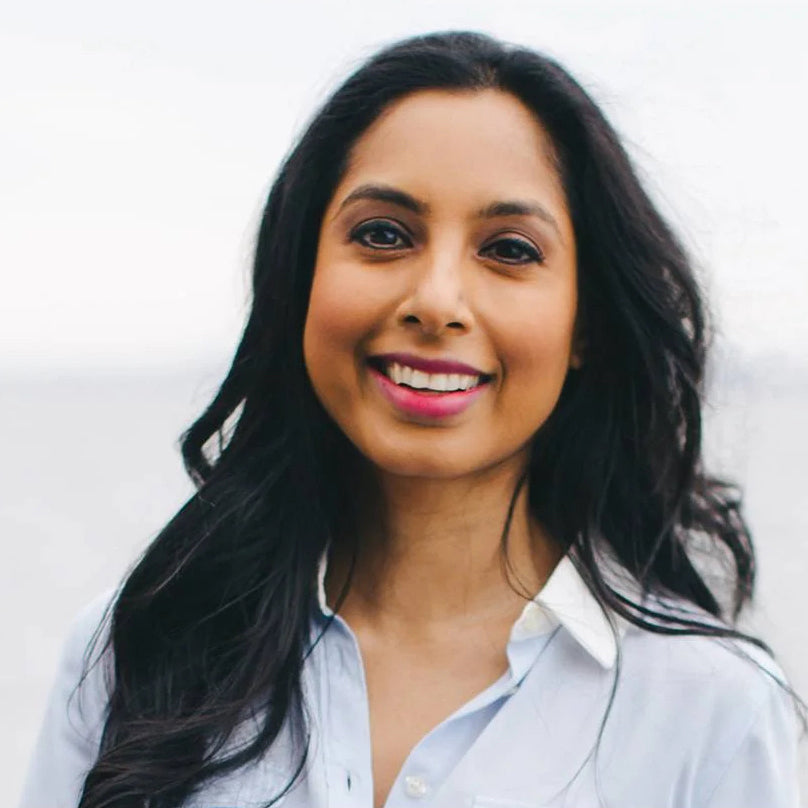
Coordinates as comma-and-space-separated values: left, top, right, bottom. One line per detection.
350, 219, 412, 250
480, 236, 544, 265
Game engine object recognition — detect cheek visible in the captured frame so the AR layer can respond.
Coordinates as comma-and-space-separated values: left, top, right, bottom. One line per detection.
303, 261, 381, 403
498, 280, 577, 350
304, 275, 349, 389
490, 289, 578, 410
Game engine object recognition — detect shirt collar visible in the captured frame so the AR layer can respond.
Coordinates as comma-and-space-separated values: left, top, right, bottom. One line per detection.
512, 555, 620, 669
315, 550, 620, 670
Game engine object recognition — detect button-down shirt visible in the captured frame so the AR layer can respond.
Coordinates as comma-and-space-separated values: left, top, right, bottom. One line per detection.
20, 556, 801, 807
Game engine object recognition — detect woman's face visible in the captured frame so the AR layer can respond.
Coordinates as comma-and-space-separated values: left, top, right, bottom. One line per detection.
304, 89, 579, 480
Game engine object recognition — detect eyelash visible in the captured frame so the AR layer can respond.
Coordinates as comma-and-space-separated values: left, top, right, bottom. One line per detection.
349, 220, 545, 265
480, 238, 544, 265
350, 220, 412, 251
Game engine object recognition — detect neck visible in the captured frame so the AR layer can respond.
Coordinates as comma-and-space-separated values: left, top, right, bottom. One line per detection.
326, 457, 563, 632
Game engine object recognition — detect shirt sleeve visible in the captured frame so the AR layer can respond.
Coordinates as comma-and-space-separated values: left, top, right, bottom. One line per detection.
702, 671, 802, 808
18, 592, 114, 808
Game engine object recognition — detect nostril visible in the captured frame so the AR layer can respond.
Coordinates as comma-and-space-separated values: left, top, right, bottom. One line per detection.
447, 321, 464, 329
403, 314, 420, 324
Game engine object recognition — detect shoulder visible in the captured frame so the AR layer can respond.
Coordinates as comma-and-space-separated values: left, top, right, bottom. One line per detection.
53, 587, 117, 732
616, 614, 794, 737
66, 588, 116, 657
607, 623, 801, 806
60, 589, 116, 711
620, 619, 785, 693
18, 590, 117, 808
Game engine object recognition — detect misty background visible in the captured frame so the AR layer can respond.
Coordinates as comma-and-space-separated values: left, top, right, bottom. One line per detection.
2, 0, 806, 802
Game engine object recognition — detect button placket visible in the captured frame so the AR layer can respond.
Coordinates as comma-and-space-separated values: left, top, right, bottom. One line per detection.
320, 619, 374, 808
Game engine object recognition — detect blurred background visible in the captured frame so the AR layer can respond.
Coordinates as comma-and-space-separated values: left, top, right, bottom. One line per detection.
2, 0, 806, 801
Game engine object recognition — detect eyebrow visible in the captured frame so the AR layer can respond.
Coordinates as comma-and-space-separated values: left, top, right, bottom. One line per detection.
336, 184, 430, 216
335, 183, 562, 240
477, 200, 562, 240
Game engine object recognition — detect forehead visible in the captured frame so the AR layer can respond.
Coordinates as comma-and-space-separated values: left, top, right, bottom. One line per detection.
334, 89, 568, 217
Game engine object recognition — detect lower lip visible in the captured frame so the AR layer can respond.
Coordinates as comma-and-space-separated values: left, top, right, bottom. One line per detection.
369, 366, 489, 420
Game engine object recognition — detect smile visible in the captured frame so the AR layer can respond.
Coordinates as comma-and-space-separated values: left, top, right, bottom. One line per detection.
367, 353, 493, 419
383, 362, 481, 392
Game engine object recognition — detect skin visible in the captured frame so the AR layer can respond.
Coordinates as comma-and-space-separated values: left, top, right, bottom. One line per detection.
303, 88, 579, 808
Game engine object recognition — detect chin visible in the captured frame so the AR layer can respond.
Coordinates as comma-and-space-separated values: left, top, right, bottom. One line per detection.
357, 430, 529, 482
371, 453, 478, 480
349, 431, 464, 479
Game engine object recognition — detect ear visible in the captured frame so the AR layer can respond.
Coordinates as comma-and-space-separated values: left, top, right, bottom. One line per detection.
569, 322, 585, 370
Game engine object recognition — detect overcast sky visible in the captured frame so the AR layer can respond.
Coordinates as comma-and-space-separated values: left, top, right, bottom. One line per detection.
1, 0, 806, 374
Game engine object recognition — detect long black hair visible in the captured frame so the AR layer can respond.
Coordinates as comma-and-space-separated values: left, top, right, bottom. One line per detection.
80, 31, 766, 807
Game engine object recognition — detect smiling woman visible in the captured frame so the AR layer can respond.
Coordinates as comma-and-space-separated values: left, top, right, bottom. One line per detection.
19, 31, 802, 808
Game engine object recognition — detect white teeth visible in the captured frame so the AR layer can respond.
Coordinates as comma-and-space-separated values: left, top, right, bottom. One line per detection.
389, 362, 404, 385
428, 373, 450, 392
383, 362, 480, 391
410, 370, 430, 389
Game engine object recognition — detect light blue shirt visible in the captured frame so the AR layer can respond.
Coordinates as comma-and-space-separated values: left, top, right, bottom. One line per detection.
20, 556, 801, 807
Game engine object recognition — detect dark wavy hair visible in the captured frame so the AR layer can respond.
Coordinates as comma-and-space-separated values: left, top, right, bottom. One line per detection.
79, 31, 766, 807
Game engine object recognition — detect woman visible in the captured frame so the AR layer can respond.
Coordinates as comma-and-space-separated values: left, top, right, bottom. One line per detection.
21, 31, 801, 808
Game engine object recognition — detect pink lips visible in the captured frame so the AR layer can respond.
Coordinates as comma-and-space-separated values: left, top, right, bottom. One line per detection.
368, 354, 491, 420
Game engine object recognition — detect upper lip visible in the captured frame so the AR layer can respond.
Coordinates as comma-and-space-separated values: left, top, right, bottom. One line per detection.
368, 352, 490, 377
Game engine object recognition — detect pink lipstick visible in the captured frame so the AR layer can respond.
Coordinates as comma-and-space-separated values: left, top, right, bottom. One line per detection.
367, 355, 492, 420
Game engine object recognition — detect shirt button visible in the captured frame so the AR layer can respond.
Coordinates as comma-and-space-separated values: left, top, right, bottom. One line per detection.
404, 774, 429, 798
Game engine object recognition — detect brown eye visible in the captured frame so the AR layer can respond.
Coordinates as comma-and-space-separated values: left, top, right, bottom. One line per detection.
481, 237, 544, 265
351, 220, 412, 250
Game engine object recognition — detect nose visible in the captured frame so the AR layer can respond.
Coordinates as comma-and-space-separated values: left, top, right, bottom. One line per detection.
396, 247, 473, 337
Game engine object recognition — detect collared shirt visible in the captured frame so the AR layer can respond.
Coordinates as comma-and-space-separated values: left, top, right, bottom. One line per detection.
20, 556, 801, 808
